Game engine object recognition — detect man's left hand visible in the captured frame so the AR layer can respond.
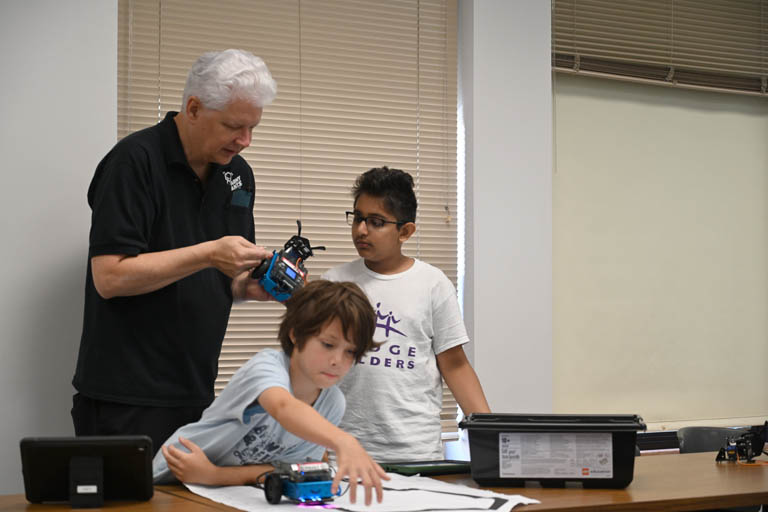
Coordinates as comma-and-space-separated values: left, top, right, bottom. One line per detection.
232, 268, 275, 302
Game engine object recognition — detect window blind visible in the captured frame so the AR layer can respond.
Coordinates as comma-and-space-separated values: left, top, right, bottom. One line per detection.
118, 0, 460, 431
552, 0, 768, 96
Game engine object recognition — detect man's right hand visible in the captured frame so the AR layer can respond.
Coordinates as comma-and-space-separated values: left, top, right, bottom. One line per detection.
209, 236, 271, 278
91, 237, 272, 299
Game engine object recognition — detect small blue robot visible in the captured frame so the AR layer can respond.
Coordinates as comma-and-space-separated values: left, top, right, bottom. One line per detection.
263, 461, 340, 505
252, 220, 325, 301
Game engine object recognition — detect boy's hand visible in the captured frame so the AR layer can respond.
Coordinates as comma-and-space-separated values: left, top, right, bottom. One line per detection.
162, 437, 218, 485
333, 434, 389, 505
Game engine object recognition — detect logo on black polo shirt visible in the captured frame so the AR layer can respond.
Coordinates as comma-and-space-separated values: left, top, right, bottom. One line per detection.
223, 170, 243, 191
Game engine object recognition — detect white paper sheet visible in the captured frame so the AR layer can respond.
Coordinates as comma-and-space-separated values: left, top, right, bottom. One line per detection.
185, 472, 539, 512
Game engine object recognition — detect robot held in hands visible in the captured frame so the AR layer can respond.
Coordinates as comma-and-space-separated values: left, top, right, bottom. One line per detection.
252, 220, 325, 301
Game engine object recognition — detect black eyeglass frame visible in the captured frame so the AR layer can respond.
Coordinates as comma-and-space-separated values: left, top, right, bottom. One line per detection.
345, 211, 411, 228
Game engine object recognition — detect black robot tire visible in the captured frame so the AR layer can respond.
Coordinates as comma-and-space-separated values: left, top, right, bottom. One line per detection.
263, 473, 283, 504
251, 256, 272, 279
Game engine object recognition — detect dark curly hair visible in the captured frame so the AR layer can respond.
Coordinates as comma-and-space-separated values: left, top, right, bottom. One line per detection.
278, 279, 377, 363
352, 166, 417, 224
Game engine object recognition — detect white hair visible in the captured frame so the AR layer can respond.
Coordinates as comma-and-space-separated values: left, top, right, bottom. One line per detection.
182, 49, 277, 110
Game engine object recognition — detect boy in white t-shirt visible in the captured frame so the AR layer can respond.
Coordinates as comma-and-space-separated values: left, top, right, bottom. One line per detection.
153, 280, 388, 505
323, 166, 490, 462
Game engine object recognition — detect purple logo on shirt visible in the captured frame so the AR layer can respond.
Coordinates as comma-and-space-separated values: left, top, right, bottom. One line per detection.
362, 343, 416, 369
375, 302, 406, 338
357, 301, 415, 370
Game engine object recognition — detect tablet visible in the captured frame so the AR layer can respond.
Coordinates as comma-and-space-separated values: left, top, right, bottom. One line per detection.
20, 435, 153, 504
380, 459, 471, 476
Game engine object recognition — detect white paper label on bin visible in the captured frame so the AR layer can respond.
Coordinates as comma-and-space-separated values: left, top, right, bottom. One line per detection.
498, 432, 613, 479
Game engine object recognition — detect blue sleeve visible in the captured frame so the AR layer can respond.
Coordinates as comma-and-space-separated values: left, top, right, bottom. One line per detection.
152, 350, 291, 483
204, 350, 291, 424
319, 386, 346, 427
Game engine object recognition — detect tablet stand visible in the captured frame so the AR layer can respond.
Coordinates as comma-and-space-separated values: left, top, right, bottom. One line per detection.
69, 456, 104, 508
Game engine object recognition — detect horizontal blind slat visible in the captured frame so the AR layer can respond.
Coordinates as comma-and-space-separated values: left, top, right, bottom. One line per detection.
552, 0, 768, 94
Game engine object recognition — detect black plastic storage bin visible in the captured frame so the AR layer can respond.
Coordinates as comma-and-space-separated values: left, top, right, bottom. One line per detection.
458, 413, 646, 489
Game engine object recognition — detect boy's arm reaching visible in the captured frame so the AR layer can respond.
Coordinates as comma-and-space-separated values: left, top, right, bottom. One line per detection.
258, 386, 389, 506
437, 345, 491, 415
161, 437, 273, 486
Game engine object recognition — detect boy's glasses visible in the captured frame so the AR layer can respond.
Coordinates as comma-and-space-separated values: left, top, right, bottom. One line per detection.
346, 211, 404, 229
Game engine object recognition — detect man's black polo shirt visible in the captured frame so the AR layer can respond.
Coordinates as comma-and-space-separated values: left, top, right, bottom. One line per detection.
72, 112, 255, 407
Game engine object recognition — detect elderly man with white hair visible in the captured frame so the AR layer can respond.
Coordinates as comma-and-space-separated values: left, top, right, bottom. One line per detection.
72, 49, 277, 453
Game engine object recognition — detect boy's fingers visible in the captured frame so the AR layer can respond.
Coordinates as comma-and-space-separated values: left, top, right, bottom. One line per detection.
375, 473, 384, 503
162, 446, 178, 467
168, 444, 187, 460
164, 444, 180, 461
348, 474, 357, 504
331, 470, 341, 495
376, 462, 390, 479
178, 436, 196, 451
164, 455, 179, 473
363, 476, 373, 506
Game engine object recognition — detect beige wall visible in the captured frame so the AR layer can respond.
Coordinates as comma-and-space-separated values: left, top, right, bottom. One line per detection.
553, 73, 768, 430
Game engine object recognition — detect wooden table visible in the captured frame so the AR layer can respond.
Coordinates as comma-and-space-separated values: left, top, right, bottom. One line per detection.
2, 452, 767, 511
0, 488, 216, 511
440, 451, 768, 511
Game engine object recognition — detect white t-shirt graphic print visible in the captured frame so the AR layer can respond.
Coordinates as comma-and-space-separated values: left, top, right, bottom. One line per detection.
323, 258, 468, 461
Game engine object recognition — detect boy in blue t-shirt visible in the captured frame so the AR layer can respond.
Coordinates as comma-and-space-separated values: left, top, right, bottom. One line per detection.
153, 279, 388, 505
